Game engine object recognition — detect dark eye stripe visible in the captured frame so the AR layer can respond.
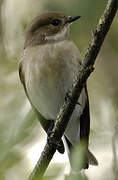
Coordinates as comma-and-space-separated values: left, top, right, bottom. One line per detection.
51, 19, 61, 26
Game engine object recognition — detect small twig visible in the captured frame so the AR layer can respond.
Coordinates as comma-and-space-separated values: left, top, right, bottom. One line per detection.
29, 0, 118, 179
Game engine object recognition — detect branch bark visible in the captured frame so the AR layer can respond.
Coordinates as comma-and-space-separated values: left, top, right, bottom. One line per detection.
29, 0, 118, 179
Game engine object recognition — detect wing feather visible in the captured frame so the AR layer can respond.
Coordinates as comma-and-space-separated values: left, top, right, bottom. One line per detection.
80, 85, 90, 142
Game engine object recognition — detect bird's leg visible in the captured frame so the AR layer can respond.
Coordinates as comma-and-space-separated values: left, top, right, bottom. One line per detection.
47, 120, 54, 137
47, 121, 65, 154
65, 89, 81, 106
77, 102, 81, 106
65, 89, 71, 103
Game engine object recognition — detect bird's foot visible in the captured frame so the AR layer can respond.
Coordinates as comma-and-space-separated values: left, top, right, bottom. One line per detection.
65, 90, 81, 106
65, 89, 72, 103
47, 131, 65, 154
76, 102, 81, 106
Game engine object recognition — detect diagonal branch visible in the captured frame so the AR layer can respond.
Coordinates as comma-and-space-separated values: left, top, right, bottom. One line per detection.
29, 0, 118, 179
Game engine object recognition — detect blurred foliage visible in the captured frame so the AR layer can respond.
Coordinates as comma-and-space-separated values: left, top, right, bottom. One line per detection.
0, 0, 118, 180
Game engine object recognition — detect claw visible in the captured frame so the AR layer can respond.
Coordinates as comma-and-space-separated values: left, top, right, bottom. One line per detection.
65, 90, 81, 107
57, 140, 65, 154
77, 102, 81, 106
47, 122, 65, 154
47, 136, 65, 154
65, 90, 72, 103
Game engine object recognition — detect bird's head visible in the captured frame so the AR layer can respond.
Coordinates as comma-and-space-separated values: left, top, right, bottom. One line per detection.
24, 11, 81, 48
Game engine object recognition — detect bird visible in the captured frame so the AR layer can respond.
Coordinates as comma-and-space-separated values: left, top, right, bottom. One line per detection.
19, 11, 98, 170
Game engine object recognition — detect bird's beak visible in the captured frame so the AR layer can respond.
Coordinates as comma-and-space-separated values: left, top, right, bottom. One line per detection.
66, 16, 81, 24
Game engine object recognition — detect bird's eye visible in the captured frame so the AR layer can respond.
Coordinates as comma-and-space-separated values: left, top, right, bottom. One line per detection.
51, 19, 61, 26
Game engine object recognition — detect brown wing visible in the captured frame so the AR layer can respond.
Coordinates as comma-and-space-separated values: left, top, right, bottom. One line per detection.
19, 62, 51, 130
19, 62, 28, 95
64, 84, 90, 169
80, 85, 90, 143
19, 62, 32, 101
19, 62, 24, 85
19, 62, 65, 153
19, 62, 47, 128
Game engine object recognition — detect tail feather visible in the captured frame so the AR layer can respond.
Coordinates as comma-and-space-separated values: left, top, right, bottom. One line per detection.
87, 149, 98, 166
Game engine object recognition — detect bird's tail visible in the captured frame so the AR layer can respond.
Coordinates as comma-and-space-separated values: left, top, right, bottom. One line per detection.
87, 149, 98, 166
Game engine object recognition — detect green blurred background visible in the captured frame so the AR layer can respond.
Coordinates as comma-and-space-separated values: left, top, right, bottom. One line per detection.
0, 0, 118, 180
